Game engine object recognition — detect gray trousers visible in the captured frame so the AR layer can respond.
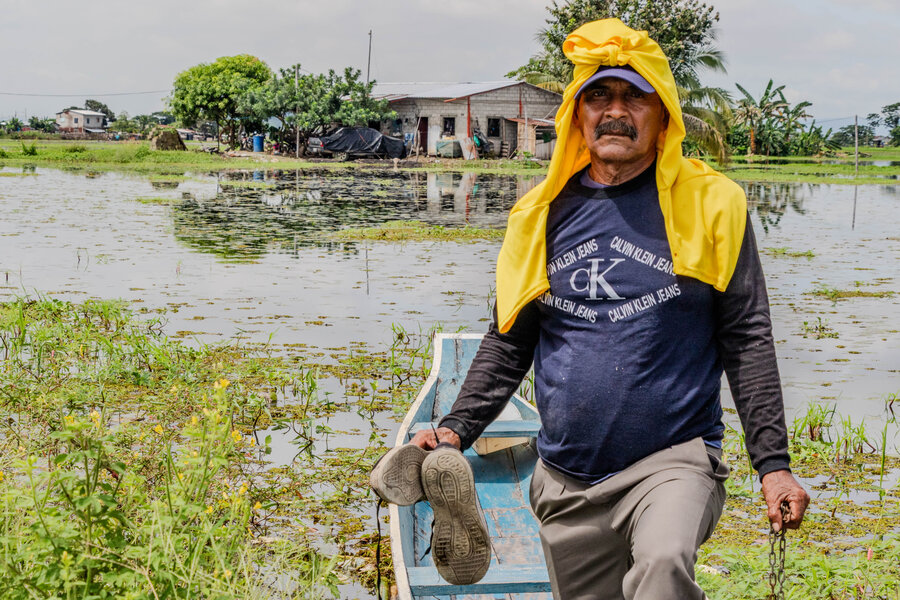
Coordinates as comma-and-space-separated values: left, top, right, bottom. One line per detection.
529, 437, 729, 600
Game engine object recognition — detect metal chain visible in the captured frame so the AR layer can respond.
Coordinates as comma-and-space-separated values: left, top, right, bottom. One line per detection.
767, 502, 790, 600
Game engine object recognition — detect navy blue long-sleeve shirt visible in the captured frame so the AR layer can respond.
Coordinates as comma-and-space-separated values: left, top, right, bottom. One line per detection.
439, 166, 790, 481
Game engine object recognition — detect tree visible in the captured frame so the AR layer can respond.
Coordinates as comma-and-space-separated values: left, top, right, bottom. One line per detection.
881, 103, 900, 146
5, 117, 23, 132
733, 80, 787, 155
509, 0, 722, 90
134, 114, 154, 133
28, 116, 56, 133
243, 65, 395, 154
881, 102, 900, 130
830, 124, 874, 148
85, 99, 115, 124
170, 55, 272, 148
508, 0, 731, 161
151, 111, 175, 126
865, 112, 881, 132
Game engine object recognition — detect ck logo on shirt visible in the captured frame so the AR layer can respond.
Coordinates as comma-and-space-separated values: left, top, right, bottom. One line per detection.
570, 258, 625, 300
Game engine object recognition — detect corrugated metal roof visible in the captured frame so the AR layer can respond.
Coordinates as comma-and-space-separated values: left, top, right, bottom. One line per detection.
57, 109, 107, 117
505, 117, 555, 126
371, 81, 531, 101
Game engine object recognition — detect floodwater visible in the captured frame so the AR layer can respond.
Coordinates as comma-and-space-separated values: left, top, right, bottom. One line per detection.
1, 166, 898, 430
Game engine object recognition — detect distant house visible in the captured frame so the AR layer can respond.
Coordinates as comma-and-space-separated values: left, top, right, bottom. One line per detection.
371, 81, 562, 158
56, 109, 107, 133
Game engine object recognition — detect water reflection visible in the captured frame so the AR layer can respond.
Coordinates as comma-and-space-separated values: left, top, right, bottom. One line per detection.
173, 169, 544, 259
741, 181, 809, 234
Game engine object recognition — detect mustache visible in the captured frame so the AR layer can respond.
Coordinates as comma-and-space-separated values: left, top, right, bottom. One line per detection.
594, 120, 637, 141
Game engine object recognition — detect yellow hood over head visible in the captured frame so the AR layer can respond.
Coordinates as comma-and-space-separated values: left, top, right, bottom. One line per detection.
495, 18, 746, 333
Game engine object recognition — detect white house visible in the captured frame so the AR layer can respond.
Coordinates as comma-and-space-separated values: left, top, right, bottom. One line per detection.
56, 109, 107, 133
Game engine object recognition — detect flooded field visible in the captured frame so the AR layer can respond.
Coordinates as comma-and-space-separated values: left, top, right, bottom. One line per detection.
1, 165, 898, 598
2, 167, 896, 421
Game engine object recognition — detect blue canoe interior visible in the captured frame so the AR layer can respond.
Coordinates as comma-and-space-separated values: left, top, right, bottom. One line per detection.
389, 334, 553, 600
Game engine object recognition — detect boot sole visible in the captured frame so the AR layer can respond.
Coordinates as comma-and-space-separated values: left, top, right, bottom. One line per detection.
369, 444, 426, 505
421, 448, 491, 585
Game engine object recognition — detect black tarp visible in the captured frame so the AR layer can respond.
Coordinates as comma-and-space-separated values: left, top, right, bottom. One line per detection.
320, 127, 406, 159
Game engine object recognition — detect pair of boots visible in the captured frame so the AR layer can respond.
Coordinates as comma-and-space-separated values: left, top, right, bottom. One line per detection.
370, 443, 491, 586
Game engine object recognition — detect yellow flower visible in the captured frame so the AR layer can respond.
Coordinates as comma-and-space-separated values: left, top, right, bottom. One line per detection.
0, 472, 5, 483
89, 410, 100, 422
63, 415, 75, 425
206, 505, 214, 514
177, 472, 184, 481
153, 424, 164, 435
190, 415, 198, 426
238, 484, 248, 496
248, 436, 256, 447
231, 430, 242, 443
253, 501, 262, 511
170, 385, 178, 393
223, 569, 232, 579
213, 378, 230, 390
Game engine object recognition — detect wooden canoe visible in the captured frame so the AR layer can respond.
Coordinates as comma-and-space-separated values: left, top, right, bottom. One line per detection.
389, 333, 552, 599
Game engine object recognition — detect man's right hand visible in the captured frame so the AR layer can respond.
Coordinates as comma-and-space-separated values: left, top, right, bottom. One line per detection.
410, 426, 461, 450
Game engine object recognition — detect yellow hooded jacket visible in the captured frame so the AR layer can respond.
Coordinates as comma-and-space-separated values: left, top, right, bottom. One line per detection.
495, 18, 747, 333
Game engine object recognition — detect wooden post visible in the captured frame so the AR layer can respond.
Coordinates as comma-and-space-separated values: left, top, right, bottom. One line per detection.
854, 115, 859, 179
295, 65, 300, 158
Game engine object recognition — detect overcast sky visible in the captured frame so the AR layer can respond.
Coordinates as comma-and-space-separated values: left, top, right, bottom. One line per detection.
2, 0, 898, 131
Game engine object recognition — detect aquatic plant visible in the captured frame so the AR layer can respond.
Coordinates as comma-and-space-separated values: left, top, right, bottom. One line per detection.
765, 246, 815, 259
0, 295, 340, 598
810, 284, 895, 302
800, 316, 838, 339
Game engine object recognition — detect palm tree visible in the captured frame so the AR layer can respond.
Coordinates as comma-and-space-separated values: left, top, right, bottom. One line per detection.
509, 2, 734, 161
733, 80, 787, 156
779, 100, 812, 151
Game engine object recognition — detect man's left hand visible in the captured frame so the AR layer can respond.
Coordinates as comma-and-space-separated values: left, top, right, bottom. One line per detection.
760, 469, 809, 531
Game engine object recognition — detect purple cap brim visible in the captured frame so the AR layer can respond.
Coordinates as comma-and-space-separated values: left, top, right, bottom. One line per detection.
574, 66, 655, 100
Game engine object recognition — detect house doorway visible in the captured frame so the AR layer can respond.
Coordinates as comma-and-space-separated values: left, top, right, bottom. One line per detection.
417, 117, 428, 154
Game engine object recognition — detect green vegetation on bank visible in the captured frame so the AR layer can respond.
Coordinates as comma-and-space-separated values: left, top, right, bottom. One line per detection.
0, 295, 443, 599
1, 295, 898, 598
3, 140, 900, 183
331, 220, 506, 242
700, 401, 900, 599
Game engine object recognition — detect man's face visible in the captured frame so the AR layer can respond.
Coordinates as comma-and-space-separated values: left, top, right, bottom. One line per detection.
574, 78, 666, 168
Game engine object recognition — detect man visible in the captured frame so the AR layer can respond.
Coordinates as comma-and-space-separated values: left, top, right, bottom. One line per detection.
390, 19, 809, 599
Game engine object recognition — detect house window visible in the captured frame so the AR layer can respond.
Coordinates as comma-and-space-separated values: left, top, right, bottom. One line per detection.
87, 118, 92, 124
74, 117, 79, 124
442, 117, 455, 136
487, 118, 501, 137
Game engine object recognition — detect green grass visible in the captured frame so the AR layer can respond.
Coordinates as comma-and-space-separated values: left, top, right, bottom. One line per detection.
330, 219, 506, 242
4, 139, 900, 183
